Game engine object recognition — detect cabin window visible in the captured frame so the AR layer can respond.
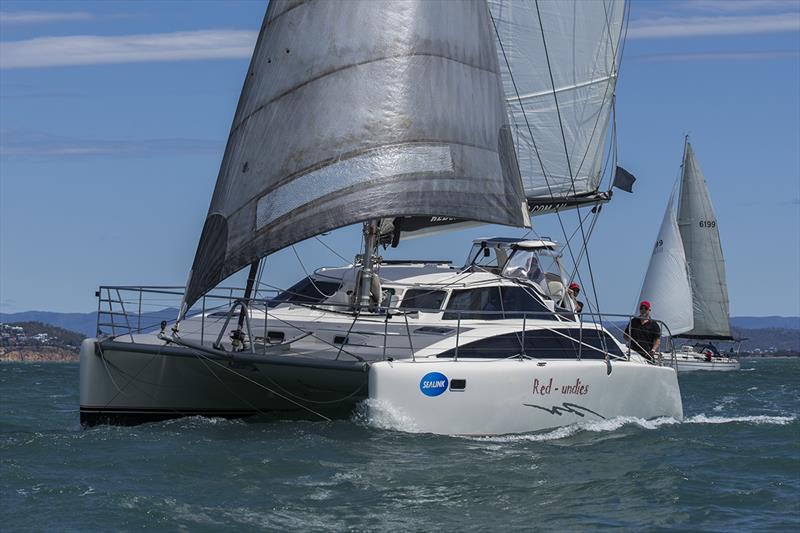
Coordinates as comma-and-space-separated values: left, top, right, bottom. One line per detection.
268, 277, 341, 308
400, 289, 447, 311
463, 242, 509, 271
437, 328, 623, 359
442, 286, 557, 320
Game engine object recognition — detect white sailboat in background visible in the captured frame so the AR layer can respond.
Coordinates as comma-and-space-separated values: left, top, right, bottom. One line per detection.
80, 0, 683, 435
639, 137, 740, 372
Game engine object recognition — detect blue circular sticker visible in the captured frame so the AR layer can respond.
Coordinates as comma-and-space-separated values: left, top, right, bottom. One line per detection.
419, 372, 449, 397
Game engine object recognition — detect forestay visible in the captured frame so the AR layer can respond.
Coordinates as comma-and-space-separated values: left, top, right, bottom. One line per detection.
182, 0, 531, 312
488, 0, 625, 202
677, 142, 732, 339
638, 184, 694, 336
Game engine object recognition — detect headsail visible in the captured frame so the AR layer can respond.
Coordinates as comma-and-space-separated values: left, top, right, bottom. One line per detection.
638, 184, 694, 336
385, 0, 627, 242
183, 0, 531, 311
488, 0, 626, 204
677, 141, 732, 339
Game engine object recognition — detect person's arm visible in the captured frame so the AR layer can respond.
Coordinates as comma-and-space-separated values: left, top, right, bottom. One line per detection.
651, 324, 662, 353
623, 321, 632, 342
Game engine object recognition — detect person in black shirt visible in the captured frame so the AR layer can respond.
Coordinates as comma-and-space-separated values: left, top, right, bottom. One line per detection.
624, 300, 661, 362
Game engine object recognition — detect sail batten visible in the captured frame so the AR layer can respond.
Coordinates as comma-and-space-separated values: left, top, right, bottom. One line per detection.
183, 0, 531, 311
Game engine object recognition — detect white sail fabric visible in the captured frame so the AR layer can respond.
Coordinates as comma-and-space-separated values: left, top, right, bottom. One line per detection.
183, 0, 531, 310
488, 0, 625, 201
638, 185, 694, 336
677, 142, 732, 339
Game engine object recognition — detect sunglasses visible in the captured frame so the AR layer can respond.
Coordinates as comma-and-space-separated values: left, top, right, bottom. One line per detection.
639, 306, 649, 311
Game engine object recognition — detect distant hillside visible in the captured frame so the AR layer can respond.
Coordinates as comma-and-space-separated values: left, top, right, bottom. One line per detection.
8, 321, 85, 348
1, 308, 179, 338
731, 327, 800, 354
730, 316, 800, 330
0, 311, 97, 337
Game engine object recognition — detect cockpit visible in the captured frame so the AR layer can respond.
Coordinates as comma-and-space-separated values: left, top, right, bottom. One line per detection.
463, 237, 573, 306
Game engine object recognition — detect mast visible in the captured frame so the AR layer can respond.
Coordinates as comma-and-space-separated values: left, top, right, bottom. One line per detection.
237, 261, 260, 329
356, 220, 379, 311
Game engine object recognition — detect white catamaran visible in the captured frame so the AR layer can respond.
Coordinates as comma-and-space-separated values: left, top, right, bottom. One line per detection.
80, 0, 683, 435
638, 137, 740, 372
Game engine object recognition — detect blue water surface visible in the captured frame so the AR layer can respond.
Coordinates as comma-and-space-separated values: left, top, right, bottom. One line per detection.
1, 358, 798, 531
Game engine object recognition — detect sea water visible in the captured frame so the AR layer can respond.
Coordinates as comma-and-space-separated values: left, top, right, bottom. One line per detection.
1, 359, 798, 531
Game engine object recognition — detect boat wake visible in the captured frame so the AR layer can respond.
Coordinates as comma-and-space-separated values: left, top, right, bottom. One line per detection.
683, 414, 795, 425
353, 399, 421, 433
462, 413, 796, 443
355, 399, 796, 438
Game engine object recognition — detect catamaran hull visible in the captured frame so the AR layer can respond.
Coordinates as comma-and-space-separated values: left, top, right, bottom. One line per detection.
368, 359, 683, 436
79, 338, 369, 426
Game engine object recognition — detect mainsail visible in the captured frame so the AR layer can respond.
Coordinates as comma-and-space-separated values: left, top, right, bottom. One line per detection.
638, 184, 694, 336
677, 141, 732, 339
183, 0, 531, 311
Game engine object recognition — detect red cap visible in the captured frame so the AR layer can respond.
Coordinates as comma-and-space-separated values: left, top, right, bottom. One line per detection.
639, 300, 651, 310
569, 282, 580, 290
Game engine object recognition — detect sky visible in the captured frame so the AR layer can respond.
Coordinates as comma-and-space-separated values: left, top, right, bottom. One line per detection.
1, 0, 799, 318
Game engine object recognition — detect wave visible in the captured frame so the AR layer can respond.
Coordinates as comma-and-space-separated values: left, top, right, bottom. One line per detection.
459, 414, 795, 443
356, 401, 796, 440
470, 416, 682, 443
684, 414, 795, 425
353, 399, 420, 433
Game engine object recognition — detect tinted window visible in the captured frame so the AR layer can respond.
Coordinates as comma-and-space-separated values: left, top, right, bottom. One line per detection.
437, 328, 623, 359
443, 286, 557, 320
400, 289, 446, 311
268, 277, 340, 308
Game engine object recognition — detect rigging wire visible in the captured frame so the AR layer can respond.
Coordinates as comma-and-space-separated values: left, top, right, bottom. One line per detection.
488, 9, 588, 296
291, 244, 338, 298
315, 235, 350, 263
532, 0, 626, 334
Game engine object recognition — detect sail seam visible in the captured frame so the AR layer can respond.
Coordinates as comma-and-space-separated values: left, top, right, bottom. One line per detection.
228, 52, 502, 139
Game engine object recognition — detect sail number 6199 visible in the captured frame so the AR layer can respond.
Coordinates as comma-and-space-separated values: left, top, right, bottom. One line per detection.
699, 220, 716, 228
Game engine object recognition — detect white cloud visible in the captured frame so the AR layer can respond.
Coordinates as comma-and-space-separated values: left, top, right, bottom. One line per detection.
0, 130, 222, 157
630, 50, 800, 62
0, 11, 94, 24
0, 29, 257, 69
628, 13, 800, 39
680, 0, 799, 14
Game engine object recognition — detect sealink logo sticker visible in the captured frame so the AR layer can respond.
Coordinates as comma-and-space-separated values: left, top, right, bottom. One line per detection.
420, 372, 448, 397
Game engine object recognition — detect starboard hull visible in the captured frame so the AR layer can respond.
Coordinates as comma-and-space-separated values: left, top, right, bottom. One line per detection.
368, 358, 683, 436
79, 338, 369, 426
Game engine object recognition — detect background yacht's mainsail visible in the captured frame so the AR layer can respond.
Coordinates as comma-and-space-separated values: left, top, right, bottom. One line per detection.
638, 185, 694, 336
488, 0, 625, 207
677, 142, 732, 339
183, 0, 531, 311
